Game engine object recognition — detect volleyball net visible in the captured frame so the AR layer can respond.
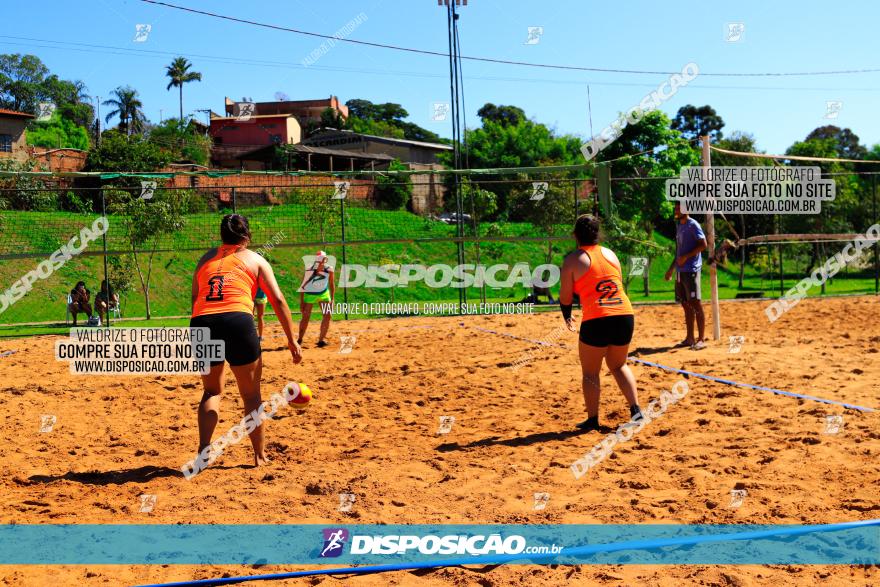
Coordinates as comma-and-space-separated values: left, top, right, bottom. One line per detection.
0, 159, 878, 326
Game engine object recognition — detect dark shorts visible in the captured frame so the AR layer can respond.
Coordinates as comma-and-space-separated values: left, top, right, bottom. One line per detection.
579, 315, 635, 347
675, 270, 702, 303
190, 311, 261, 367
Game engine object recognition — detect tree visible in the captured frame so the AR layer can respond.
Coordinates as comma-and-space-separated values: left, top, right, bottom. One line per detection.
0, 53, 49, 112
147, 119, 211, 165
711, 131, 770, 166
344, 99, 377, 120
781, 136, 865, 277
804, 125, 866, 160
320, 107, 345, 129
461, 177, 498, 224
596, 110, 699, 255
395, 121, 442, 143
460, 178, 498, 302
0, 157, 56, 210
165, 57, 202, 122
346, 116, 405, 139
343, 98, 442, 143
0, 54, 94, 130
103, 86, 146, 136
295, 187, 339, 241
786, 137, 860, 233
374, 160, 413, 210
109, 187, 188, 319
27, 111, 90, 150
711, 131, 774, 275
86, 130, 171, 172
476, 103, 526, 127
671, 105, 725, 142
453, 106, 583, 217
107, 254, 137, 297
462, 111, 583, 169
509, 178, 575, 263
41, 75, 94, 128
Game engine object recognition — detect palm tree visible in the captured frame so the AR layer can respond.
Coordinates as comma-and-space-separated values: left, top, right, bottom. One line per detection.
165, 57, 202, 124
103, 86, 146, 136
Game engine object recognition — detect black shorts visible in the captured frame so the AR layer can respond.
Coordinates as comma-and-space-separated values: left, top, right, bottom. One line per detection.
675, 270, 702, 303
190, 311, 261, 367
579, 315, 635, 347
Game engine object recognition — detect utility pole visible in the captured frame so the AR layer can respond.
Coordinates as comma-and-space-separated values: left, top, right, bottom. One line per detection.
95, 95, 101, 148
195, 109, 213, 134
439, 0, 467, 310
700, 135, 721, 341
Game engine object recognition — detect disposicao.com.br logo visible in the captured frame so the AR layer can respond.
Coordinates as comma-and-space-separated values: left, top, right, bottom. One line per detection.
317, 529, 562, 557
319, 528, 349, 558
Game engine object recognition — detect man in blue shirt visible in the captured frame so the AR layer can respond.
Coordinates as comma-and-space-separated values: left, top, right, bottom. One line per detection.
664, 202, 707, 350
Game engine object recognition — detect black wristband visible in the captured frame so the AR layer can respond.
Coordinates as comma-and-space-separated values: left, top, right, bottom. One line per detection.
560, 303, 573, 321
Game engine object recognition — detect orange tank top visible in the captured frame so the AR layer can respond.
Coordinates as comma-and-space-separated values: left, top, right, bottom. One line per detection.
191, 245, 257, 317
572, 245, 634, 321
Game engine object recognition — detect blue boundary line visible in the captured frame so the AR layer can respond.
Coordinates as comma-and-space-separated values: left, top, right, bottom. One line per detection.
135, 519, 880, 586
461, 324, 875, 413
628, 357, 875, 413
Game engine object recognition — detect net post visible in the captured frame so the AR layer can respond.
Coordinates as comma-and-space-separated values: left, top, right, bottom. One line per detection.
101, 186, 110, 327
778, 240, 784, 296
340, 195, 348, 320
873, 173, 878, 294
700, 136, 721, 341
738, 214, 745, 289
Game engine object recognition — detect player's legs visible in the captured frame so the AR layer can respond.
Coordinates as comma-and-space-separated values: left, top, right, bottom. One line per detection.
605, 344, 639, 412
317, 301, 332, 346
675, 276, 696, 345
680, 272, 705, 346
298, 302, 313, 344
254, 303, 265, 339
691, 299, 706, 342
197, 362, 225, 454
682, 302, 695, 344
578, 341, 606, 423
687, 271, 705, 343
194, 312, 263, 467
229, 358, 267, 467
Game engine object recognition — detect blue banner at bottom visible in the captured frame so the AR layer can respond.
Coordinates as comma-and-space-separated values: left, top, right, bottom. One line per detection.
0, 522, 877, 565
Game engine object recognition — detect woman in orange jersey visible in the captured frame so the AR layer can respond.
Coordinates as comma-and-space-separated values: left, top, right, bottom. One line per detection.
190, 214, 302, 468
559, 214, 641, 431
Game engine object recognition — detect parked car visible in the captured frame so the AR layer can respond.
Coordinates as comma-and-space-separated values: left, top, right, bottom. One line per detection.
438, 212, 473, 225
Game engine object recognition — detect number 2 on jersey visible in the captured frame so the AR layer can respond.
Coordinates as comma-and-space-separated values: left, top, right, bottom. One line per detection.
596, 279, 622, 306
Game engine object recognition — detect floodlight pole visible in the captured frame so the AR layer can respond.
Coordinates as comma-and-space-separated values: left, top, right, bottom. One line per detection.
701, 135, 721, 341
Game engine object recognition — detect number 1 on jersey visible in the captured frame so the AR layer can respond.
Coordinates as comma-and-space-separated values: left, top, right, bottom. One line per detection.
206, 275, 225, 301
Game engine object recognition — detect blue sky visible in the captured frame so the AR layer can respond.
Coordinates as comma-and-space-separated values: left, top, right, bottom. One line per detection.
3, 0, 879, 153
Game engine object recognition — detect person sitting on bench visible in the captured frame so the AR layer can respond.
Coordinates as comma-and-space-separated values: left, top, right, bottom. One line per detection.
94, 279, 119, 324
68, 281, 93, 326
